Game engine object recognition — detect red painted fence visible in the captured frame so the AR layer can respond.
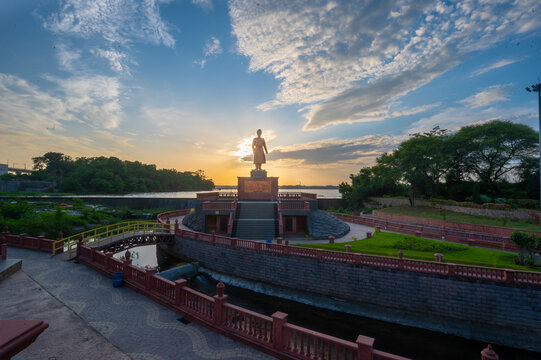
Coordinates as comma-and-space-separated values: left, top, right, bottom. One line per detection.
76, 243, 407, 360
158, 211, 541, 287
372, 210, 541, 238
1, 227, 62, 253
333, 213, 517, 252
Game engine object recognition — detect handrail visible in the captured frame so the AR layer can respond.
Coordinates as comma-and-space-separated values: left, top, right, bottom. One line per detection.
76, 243, 408, 360
52, 221, 172, 259
154, 210, 541, 287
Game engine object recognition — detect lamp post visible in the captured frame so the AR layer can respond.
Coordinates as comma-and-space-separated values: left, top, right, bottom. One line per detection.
526, 82, 541, 210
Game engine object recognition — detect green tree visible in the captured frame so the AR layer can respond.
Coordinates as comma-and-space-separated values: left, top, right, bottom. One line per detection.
454, 121, 538, 193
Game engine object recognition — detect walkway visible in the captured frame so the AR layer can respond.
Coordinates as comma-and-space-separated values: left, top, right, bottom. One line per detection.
169, 215, 374, 245
1, 247, 274, 360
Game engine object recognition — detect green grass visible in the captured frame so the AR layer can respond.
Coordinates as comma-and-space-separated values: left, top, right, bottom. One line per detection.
377, 206, 541, 231
295, 231, 541, 272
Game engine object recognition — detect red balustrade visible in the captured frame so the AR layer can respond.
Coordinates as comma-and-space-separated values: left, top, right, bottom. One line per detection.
279, 201, 310, 211
110, 258, 124, 273
150, 275, 177, 302
126, 265, 147, 288
223, 303, 273, 344
183, 287, 215, 321
202, 201, 236, 211
283, 323, 358, 360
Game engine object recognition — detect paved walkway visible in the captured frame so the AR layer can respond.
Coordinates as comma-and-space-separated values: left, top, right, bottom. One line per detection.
1, 247, 274, 360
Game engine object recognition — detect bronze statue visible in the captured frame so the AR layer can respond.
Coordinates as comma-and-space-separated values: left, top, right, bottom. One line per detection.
252, 129, 268, 171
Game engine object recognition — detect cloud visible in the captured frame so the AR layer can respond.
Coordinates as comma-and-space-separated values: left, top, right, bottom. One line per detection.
240, 135, 400, 167
229, 0, 541, 130
45, 0, 175, 47
142, 106, 190, 133
406, 105, 535, 136
192, 0, 213, 10
195, 36, 222, 68
55, 43, 82, 72
92, 48, 131, 74
390, 103, 441, 117
458, 85, 509, 108
469, 57, 525, 77
0, 73, 132, 157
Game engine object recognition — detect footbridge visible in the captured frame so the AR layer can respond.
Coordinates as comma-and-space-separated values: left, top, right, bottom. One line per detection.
53, 221, 175, 259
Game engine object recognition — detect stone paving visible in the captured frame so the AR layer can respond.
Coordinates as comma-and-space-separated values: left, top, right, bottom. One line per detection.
2, 247, 275, 360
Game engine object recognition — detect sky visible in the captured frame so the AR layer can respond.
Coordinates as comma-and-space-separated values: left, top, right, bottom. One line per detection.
1, 0, 540, 186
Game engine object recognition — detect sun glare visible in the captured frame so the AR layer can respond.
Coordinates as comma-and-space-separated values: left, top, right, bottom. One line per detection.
234, 137, 253, 161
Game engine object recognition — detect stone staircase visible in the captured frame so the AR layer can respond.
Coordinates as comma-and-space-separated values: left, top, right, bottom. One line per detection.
232, 201, 278, 240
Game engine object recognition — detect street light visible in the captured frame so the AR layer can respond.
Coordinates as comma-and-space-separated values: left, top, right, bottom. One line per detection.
526, 82, 541, 210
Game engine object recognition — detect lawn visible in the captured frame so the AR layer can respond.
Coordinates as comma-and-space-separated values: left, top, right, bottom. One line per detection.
296, 231, 541, 272
376, 205, 541, 231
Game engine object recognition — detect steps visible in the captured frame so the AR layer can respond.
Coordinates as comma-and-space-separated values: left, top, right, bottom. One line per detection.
232, 202, 278, 240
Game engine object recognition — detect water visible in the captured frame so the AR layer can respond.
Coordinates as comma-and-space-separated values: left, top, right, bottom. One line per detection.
72, 188, 342, 199
115, 245, 540, 360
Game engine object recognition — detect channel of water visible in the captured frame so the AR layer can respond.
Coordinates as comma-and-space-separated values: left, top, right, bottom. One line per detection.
115, 245, 540, 360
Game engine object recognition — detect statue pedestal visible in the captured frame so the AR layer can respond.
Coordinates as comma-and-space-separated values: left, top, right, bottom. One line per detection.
238, 172, 278, 201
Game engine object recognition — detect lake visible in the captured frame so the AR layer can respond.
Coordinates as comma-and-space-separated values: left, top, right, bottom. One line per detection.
75, 188, 342, 199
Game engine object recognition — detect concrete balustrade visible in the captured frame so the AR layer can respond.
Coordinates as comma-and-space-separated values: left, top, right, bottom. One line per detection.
76, 243, 408, 360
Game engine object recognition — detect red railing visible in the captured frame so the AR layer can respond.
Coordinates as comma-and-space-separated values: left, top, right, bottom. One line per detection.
332, 213, 517, 251
1, 231, 60, 253
75, 243, 406, 360
156, 209, 190, 224
278, 200, 310, 211
156, 210, 541, 287
223, 303, 273, 344
202, 201, 236, 211
279, 192, 317, 200
196, 192, 238, 200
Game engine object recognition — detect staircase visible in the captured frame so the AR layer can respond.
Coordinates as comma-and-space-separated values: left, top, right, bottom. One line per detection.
232, 201, 278, 240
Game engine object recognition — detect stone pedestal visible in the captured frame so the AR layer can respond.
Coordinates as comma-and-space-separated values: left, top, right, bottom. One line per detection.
238, 171, 278, 201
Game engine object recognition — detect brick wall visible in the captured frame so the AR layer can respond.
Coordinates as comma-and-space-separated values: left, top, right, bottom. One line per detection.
170, 237, 541, 334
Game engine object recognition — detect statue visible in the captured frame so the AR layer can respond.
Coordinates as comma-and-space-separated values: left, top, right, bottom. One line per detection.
252, 129, 268, 171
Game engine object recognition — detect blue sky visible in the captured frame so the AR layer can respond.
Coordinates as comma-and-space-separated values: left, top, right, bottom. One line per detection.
1, 0, 540, 185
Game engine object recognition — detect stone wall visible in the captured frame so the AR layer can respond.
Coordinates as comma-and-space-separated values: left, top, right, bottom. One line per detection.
168, 237, 541, 350
0, 179, 54, 192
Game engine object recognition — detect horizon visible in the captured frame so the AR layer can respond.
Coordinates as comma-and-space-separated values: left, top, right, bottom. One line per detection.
1, 1, 540, 185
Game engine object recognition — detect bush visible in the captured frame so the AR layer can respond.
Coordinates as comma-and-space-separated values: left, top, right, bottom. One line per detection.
510, 231, 537, 251
507, 199, 539, 210
391, 236, 466, 252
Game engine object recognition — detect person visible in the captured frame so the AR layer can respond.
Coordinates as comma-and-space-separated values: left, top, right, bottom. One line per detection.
252, 129, 268, 171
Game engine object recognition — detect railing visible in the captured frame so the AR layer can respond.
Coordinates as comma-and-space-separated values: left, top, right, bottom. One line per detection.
2, 229, 59, 253
156, 209, 189, 223
278, 200, 310, 211
279, 192, 317, 200
154, 210, 541, 287
76, 243, 406, 360
202, 201, 237, 211
223, 303, 273, 344
332, 213, 516, 251
52, 221, 173, 259
196, 192, 238, 200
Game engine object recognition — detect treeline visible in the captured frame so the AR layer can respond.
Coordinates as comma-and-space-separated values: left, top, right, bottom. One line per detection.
340, 121, 539, 209
11, 152, 214, 194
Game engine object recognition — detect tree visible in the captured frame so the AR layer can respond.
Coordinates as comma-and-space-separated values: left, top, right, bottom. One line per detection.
392, 127, 451, 205
454, 121, 538, 193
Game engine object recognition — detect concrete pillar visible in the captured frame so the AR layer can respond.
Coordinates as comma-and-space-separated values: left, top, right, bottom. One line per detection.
356, 334, 374, 360
174, 279, 187, 306
328, 236, 335, 244
271, 312, 288, 350
434, 253, 443, 263
211, 231, 216, 243
145, 269, 157, 291
213, 281, 228, 325
174, 219, 179, 232
276, 237, 282, 245
345, 245, 352, 253
105, 252, 113, 271
1, 243, 6, 260
481, 344, 498, 360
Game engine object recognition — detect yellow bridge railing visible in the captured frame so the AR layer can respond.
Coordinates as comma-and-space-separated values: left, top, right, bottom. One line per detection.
52, 221, 173, 259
